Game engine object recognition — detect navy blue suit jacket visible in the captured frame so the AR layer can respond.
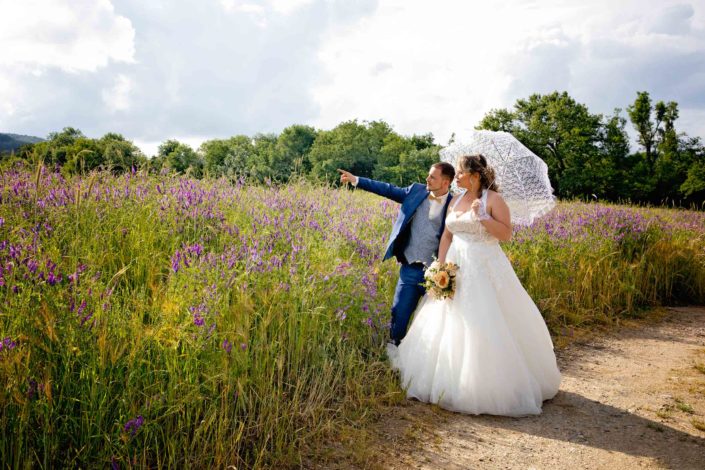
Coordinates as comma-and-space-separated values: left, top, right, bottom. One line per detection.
356, 177, 453, 263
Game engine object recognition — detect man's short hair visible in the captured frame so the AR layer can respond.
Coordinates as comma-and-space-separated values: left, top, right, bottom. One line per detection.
432, 162, 455, 181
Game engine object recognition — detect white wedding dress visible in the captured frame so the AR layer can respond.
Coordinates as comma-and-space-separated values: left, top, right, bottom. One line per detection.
388, 190, 561, 416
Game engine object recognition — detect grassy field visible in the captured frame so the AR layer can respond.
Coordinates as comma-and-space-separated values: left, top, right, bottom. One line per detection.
1, 163, 704, 468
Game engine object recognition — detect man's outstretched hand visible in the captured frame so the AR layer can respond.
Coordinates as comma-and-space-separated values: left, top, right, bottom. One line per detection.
337, 169, 358, 186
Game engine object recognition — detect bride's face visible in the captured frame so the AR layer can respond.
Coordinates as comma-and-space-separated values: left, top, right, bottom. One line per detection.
455, 167, 478, 190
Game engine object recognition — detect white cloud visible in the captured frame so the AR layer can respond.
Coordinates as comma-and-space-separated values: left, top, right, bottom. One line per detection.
312, 0, 705, 143
678, 107, 705, 142
0, 0, 378, 141
221, 0, 314, 15
0, 74, 17, 117
2, 0, 704, 150
0, 0, 135, 72
311, 0, 572, 142
220, 0, 315, 27
268, 0, 315, 15
0, 0, 136, 132
102, 74, 133, 112
221, 1, 268, 27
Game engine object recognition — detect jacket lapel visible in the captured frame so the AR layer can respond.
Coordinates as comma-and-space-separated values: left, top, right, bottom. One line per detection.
395, 188, 427, 237
408, 189, 430, 215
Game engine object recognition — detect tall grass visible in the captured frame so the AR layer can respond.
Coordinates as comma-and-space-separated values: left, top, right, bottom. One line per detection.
1, 163, 703, 467
509, 202, 705, 329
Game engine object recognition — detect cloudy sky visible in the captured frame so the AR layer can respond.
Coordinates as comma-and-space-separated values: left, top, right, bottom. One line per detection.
1, 0, 704, 156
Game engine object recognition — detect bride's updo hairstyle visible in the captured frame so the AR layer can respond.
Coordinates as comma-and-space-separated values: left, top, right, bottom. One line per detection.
458, 154, 500, 192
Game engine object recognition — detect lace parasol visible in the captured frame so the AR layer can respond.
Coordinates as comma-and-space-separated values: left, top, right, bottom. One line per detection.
439, 130, 556, 226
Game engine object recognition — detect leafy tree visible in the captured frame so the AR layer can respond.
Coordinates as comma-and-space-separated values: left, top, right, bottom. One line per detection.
251, 133, 278, 182
372, 133, 413, 183
627, 92, 678, 173
397, 147, 440, 185
158, 140, 202, 177
653, 102, 683, 201
20, 128, 145, 175
626, 92, 698, 203
32, 127, 85, 166
627, 92, 659, 171
58, 138, 101, 175
678, 137, 705, 203
200, 136, 255, 179
200, 139, 233, 178
476, 108, 517, 133
372, 133, 441, 185
222, 136, 256, 179
366, 120, 394, 154
477, 92, 604, 198
476, 90, 703, 205
309, 120, 386, 183
597, 110, 631, 200
98, 133, 146, 174
274, 124, 317, 177
410, 133, 436, 151
681, 160, 705, 202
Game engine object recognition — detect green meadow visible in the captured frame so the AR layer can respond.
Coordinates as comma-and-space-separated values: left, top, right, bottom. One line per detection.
1, 165, 703, 468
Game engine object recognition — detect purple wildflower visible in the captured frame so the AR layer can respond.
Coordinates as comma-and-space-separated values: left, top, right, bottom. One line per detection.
124, 415, 144, 437
80, 312, 93, 327
47, 272, 60, 286
27, 259, 38, 274
193, 313, 204, 327
27, 379, 39, 400
171, 251, 181, 273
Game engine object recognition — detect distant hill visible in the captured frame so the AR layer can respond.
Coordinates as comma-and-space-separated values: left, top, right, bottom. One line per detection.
0, 133, 44, 153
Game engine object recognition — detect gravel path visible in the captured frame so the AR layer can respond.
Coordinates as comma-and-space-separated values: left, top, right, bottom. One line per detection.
368, 306, 705, 469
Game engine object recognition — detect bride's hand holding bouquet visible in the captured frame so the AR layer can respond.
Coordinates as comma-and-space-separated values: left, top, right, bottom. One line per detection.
424, 259, 459, 300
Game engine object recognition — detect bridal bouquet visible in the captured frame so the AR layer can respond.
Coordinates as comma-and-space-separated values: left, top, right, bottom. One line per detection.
423, 260, 459, 300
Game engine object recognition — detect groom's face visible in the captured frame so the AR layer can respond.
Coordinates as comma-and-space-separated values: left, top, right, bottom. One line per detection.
426, 167, 451, 194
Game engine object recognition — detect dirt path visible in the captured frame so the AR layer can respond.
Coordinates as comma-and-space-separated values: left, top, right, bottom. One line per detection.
368, 307, 705, 469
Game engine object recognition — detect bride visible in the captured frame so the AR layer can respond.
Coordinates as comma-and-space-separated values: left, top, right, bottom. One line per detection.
387, 154, 561, 416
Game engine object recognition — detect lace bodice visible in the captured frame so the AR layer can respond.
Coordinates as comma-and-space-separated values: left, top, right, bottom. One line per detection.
445, 190, 496, 243
446, 211, 495, 242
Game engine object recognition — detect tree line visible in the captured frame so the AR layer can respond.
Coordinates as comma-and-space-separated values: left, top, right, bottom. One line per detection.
3, 90, 704, 206
478, 91, 704, 205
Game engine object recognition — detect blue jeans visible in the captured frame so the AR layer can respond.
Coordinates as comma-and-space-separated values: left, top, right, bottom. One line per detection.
390, 263, 426, 345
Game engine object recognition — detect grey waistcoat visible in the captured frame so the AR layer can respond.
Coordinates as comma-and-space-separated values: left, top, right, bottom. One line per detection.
403, 196, 444, 266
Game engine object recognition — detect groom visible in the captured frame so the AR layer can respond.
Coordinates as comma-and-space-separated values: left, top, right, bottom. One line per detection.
338, 163, 455, 345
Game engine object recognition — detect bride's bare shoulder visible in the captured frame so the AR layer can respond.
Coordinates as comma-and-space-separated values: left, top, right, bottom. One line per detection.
485, 189, 501, 200
486, 190, 508, 207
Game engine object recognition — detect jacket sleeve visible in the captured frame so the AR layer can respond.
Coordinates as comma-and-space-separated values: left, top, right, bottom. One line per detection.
356, 177, 414, 204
